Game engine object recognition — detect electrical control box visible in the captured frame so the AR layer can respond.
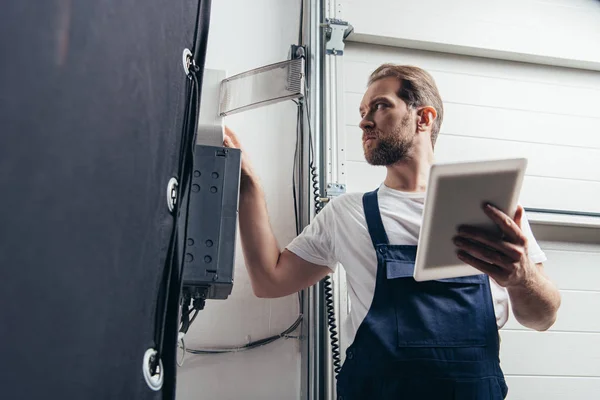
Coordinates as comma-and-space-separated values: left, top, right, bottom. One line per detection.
182, 144, 241, 300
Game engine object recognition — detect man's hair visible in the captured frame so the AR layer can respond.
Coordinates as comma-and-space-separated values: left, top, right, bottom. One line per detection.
368, 64, 444, 147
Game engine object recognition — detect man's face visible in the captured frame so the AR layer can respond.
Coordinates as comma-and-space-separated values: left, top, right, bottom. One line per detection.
359, 77, 416, 166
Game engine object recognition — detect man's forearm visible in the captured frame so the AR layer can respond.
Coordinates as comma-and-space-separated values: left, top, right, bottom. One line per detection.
507, 266, 561, 331
238, 173, 281, 296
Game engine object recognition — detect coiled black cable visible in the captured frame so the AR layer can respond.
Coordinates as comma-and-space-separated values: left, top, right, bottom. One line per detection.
310, 161, 323, 215
305, 93, 342, 377
323, 275, 341, 376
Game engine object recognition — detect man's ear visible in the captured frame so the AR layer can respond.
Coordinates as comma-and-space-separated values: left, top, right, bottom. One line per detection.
417, 106, 437, 132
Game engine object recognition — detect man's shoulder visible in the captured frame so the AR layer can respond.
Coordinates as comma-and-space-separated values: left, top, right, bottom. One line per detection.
330, 191, 365, 211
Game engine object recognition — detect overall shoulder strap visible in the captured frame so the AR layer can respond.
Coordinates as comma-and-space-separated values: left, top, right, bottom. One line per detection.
362, 189, 390, 248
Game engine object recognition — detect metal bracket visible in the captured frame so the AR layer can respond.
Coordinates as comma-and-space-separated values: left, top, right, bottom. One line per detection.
326, 183, 346, 198
290, 44, 306, 60
322, 19, 353, 55
319, 183, 347, 204
218, 58, 305, 116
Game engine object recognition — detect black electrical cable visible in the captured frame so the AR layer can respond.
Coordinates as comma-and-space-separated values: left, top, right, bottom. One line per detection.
322, 277, 341, 375
188, 308, 200, 326
292, 102, 302, 235
304, 78, 342, 377
306, 106, 323, 215
186, 315, 303, 355
152, 65, 201, 373
292, 97, 306, 330
180, 299, 192, 334
179, 304, 202, 335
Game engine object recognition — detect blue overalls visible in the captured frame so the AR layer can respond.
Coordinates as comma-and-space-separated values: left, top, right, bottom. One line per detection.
336, 190, 508, 400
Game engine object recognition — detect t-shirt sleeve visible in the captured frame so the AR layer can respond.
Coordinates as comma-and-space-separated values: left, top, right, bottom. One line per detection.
520, 209, 547, 264
286, 201, 338, 271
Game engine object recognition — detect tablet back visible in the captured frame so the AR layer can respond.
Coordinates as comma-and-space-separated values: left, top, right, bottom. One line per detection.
414, 158, 527, 281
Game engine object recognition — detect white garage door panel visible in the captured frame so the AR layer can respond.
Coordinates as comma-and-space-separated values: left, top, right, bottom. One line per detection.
434, 136, 600, 182
503, 290, 600, 333
539, 249, 600, 291
344, 61, 600, 119
537, 233, 600, 249
519, 176, 600, 214
342, 0, 600, 69
345, 0, 600, 30
344, 44, 600, 90
432, 73, 599, 118
505, 376, 600, 400
499, 331, 600, 376
441, 103, 600, 150
438, 136, 600, 181
344, 93, 600, 151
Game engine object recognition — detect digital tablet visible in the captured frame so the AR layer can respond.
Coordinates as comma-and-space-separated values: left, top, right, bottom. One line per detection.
413, 158, 527, 282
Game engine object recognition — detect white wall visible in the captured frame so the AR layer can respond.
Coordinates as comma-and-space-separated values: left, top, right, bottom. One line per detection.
340, 0, 600, 71
176, 1, 303, 399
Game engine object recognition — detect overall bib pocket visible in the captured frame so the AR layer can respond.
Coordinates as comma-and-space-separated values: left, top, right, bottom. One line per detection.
386, 260, 489, 348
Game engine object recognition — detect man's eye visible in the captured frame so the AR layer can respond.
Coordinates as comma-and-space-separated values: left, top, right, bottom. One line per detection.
375, 103, 387, 110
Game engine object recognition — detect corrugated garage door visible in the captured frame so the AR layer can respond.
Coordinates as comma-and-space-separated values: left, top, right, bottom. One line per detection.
340, 42, 600, 399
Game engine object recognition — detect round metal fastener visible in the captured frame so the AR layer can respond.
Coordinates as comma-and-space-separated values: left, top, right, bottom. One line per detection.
167, 177, 178, 213
142, 348, 164, 391
182, 48, 193, 75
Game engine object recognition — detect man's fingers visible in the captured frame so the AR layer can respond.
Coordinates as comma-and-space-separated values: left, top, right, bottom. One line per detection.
453, 237, 515, 268
483, 203, 525, 245
223, 134, 240, 150
456, 250, 505, 279
224, 126, 240, 147
455, 227, 523, 261
513, 205, 524, 230
224, 125, 236, 138
223, 136, 239, 150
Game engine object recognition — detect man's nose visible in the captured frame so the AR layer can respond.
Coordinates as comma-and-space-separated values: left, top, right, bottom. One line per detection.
359, 115, 374, 131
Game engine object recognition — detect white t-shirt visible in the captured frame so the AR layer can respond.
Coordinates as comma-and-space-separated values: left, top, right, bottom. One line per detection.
286, 183, 547, 345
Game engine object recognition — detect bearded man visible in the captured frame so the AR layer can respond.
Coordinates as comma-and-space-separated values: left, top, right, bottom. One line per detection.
223, 64, 561, 400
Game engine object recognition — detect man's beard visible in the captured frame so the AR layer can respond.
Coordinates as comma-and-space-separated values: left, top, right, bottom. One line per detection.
364, 114, 414, 166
